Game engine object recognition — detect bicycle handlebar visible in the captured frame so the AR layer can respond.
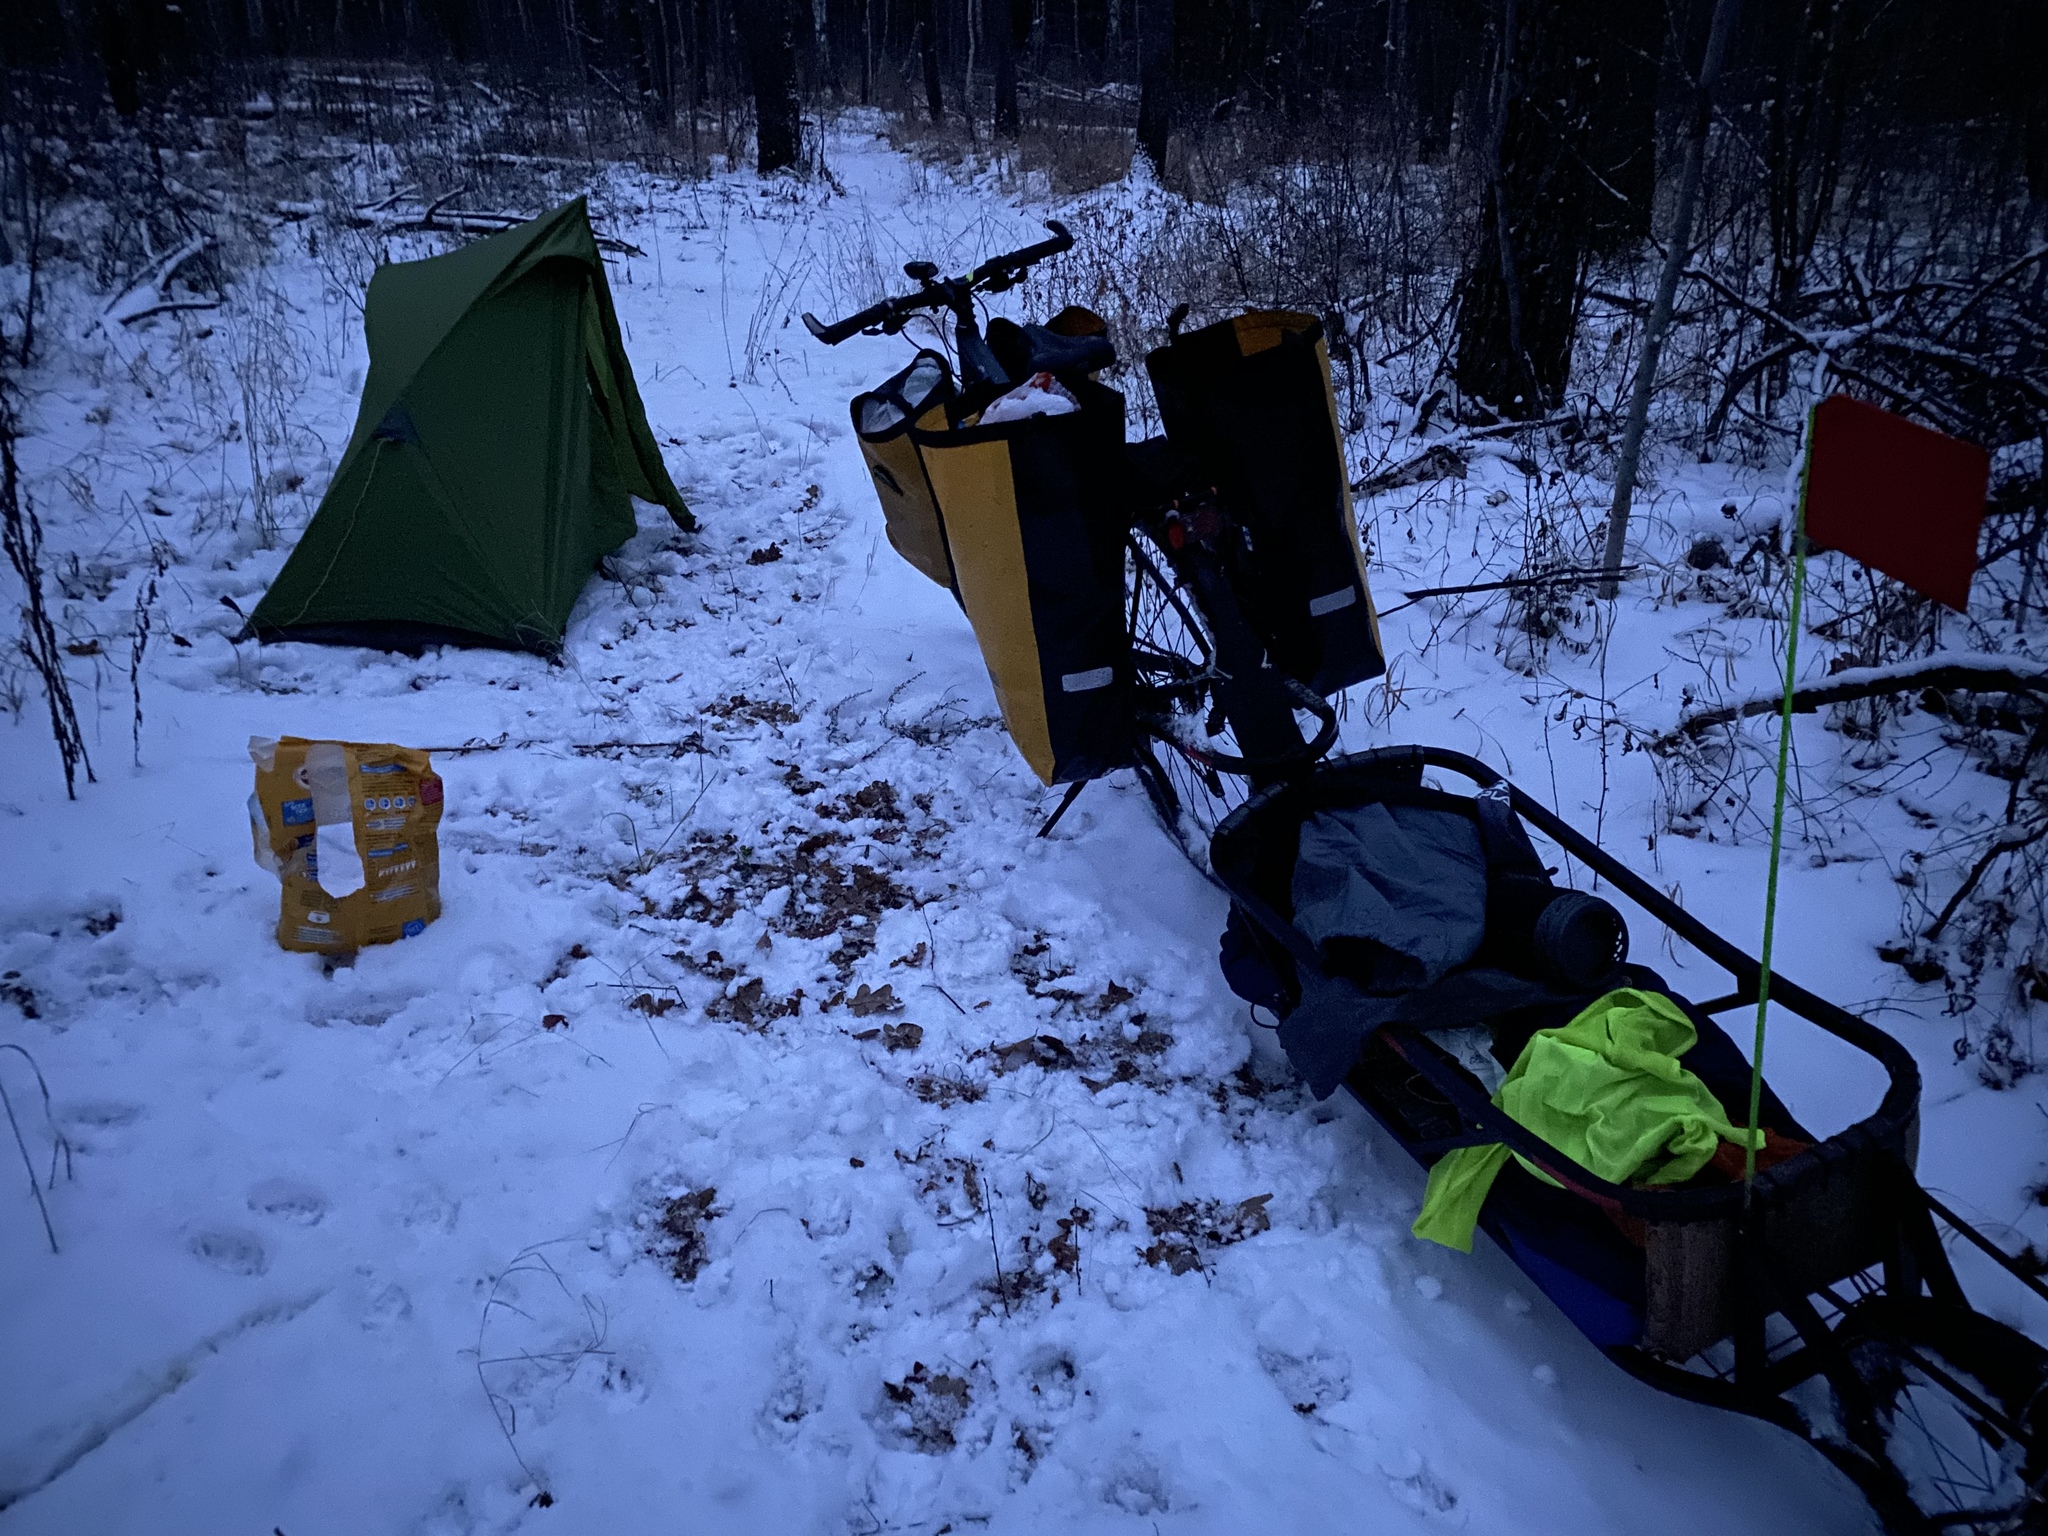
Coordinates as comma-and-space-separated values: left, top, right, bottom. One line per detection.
801, 220, 1074, 346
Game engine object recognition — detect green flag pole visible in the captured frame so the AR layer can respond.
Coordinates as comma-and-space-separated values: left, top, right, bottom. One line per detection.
1744, 403, 1817, 1200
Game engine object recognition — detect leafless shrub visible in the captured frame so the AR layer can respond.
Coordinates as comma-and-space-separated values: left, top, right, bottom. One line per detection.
128, 562, 160, 766
0, 1041, 75, 1256
1, 395, 94, 799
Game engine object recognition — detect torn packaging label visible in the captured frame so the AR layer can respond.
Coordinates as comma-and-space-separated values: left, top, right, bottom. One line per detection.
248, 735, 445, 952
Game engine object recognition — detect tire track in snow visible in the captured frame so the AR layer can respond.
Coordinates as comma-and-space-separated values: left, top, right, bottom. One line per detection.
0, 1288, 328, 1511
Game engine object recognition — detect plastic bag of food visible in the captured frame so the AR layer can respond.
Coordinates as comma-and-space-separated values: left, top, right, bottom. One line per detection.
979, 371, 1081, 424
248, 736, 444, 953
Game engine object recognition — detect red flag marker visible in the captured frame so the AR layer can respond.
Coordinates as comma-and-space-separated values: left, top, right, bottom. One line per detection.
1803, 395, 1991, 612
1740, 394, 1991, 1197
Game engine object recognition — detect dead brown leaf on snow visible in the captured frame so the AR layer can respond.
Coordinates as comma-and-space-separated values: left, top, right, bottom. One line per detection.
991, 1034, 1077, 1075
852, 1021, 923, 1052
897, 1143, 985, 1225
702, 692, 799, 727
705, 976, 802, 1031
646, 1187, 720, 1282
906, 1072, 985, 1107
821, 779, 904, 824
847, 982, 900, 1017
1140, 1194, 1274, 1276
879, 1361, 976, 1454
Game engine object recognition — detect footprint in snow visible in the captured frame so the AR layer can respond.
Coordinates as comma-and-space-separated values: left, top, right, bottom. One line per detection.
1100, 1446, 1174, 1516
187, 1227, 269, 1276
1259, 1345, 1353, 1416
247, 1178, 328, 1225
362, 1282, 412, 1331
64, 1100, 144, 1128
1380, 1447, 1462, 1520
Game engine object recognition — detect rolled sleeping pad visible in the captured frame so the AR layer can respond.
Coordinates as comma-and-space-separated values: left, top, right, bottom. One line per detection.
1488, 875, 1631, 990
1145, 311, 1385, 698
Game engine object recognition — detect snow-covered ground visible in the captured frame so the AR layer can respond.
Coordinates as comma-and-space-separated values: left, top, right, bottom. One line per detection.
3, 127, 2043, 1535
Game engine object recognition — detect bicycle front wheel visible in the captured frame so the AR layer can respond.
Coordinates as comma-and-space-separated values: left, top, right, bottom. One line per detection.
1126, 529, 1255, 872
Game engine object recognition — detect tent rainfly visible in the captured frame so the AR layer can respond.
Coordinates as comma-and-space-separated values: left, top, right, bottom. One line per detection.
249, 198, 693, 656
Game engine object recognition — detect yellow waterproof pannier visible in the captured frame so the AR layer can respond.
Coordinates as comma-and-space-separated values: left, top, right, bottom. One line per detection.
851, 351, 957, 592
910, 377, 1133, 786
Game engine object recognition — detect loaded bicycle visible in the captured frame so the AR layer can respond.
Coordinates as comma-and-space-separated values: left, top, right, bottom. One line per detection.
804, 220, 1371, 867
807, 229, 2048, 1534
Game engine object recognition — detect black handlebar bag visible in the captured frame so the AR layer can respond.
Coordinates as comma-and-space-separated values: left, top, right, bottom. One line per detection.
1147, 311, 1385, 697
911, 378, 1133, 786
851, 351, 959, 594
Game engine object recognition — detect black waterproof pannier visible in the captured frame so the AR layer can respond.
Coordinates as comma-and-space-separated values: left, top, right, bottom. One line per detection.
911, 377, 1133, 786
851, 351, 958, 593
1147, 311, 1385, 697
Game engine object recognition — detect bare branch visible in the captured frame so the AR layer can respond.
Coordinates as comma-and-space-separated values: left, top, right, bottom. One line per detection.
1660, 653, 2048, 747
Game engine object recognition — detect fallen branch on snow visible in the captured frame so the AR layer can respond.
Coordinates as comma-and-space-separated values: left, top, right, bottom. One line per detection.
101, 235, 218, 330
1352, 412, 1577, 497
1659, 651, 2048, 747
346, 191, 647, 256
1376, 565, 1639, 618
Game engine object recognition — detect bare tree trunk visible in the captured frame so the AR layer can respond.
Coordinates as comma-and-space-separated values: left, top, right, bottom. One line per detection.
963, 0, 978, 138
1450, 0, 1604, 419
861, 0, 873, 105
990, 0, 1017, 137
1599, 0, 1742, 597
916, 0, 944, 123
1134, 0, 1171, 175
1761, 0, 1855, 405
737, 0, 801, 172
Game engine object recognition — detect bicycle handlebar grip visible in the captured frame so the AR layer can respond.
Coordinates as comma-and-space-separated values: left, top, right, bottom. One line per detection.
806, 304, 888, 346
972, 220, 1076, 283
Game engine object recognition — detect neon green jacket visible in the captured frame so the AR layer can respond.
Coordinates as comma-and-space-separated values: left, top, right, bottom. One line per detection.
1412, 988, 1760, 1253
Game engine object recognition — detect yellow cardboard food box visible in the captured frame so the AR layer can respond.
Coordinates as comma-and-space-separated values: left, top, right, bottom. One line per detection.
248, 736, 444, 953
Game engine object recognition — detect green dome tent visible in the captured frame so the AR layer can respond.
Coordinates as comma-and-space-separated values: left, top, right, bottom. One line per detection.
250, 198, 693, 657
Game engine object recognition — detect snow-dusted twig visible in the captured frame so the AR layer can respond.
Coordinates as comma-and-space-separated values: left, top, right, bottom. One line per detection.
1660, 652, 2048, 746
473, 1240, 610, 1504
129, 566, 159, 767
1, 1042, 74, 1256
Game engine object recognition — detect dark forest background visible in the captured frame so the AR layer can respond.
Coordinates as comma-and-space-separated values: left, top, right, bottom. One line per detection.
4, 0, 2043, 424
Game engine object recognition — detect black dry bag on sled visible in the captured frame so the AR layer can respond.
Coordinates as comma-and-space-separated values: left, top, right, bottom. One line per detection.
911, 376, 1133, 787
1147, 311, 1386, 698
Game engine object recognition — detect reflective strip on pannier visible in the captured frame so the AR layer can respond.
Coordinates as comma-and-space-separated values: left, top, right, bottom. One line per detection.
912, 378, 1133, 786
851, 351, 958, 592
1147, 310, 1386, 697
